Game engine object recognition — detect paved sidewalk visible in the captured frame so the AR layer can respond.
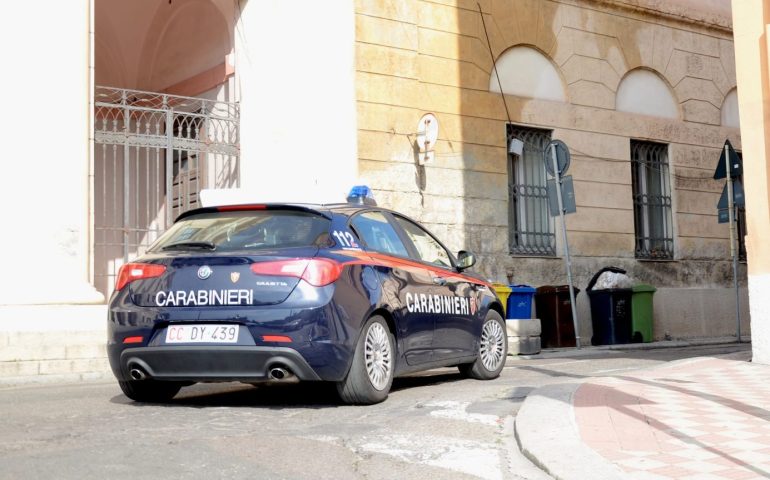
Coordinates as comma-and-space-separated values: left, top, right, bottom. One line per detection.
516, 350, 770, 480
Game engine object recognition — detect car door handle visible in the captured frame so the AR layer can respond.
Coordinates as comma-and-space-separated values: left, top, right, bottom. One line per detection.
433, 276, 447, 286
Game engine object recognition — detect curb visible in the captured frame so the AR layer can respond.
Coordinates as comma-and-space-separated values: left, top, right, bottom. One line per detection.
514, 382, 625, 480
513, 336, 750, 360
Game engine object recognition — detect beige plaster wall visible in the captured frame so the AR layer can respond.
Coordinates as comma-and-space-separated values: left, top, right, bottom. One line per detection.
355, 0, 743, 339
731, 0, 770, 362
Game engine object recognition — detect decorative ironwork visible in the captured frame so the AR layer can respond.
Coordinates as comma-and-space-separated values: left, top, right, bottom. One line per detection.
631, 141, 673, 259
93, 86, 240, 296
507, 125, 556, 256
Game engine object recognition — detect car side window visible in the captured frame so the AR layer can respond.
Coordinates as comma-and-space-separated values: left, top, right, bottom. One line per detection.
393, 216, 452, 268
350, 211, 410, 257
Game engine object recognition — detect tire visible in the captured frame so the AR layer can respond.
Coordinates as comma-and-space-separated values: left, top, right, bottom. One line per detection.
459, 310, 507, 380
336, 315, 395, 405
118, 379, 183, 402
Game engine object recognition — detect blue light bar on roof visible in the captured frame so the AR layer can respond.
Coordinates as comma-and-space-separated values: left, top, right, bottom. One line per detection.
346, 185, 377, 206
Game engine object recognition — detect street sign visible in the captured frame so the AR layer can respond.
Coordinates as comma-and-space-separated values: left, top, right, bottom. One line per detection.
544, 140, 571, 177
717, 178, 745, 210
714, 138, 743, 343
713, 139, 742, 179
718, 208, 731, 224
547, 176, 576, 216
544, 139, 581, 349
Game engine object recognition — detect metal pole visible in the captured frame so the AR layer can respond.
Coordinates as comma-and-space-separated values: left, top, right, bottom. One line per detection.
551, 147, 581, 349
164, 96, 173, 229
122, 90, 130, 264
725, 143, 741, 342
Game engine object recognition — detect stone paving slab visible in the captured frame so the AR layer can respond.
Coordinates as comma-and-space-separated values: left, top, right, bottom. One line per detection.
573, 353, 770, 480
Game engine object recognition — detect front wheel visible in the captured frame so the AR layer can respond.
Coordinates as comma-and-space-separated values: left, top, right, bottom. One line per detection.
459, 310, 507, 380
336, 316, 395, 405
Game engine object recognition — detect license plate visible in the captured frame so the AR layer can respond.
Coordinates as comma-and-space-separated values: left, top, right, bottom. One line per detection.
165, 324, 239, 344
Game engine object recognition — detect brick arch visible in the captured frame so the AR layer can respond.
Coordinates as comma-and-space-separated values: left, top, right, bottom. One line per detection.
137, 0, 232, 92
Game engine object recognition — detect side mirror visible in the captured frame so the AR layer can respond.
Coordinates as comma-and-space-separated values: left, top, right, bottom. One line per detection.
456, 250, 476, 271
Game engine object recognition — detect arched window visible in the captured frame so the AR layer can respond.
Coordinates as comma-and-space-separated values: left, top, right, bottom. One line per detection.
721, 89, 740, 128
489, 46, 566, 102
616, 69, 678, 119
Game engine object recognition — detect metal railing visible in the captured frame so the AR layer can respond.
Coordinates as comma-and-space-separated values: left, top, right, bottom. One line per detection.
93, 86, 240, 296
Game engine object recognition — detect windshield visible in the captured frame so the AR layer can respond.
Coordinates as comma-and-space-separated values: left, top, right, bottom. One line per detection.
150, 210, 332, 252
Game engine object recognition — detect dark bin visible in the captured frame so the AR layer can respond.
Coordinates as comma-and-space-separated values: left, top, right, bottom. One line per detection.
535, 285, 580, 348
507, 285, 536, 319
587, 267, 632, 346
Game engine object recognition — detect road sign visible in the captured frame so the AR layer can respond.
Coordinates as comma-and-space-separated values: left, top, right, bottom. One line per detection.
718, 208, 732, 224
544, 140, 571, 177
717, 178, 745, 210
547, 176, 576, 216
713, 139, 742, 179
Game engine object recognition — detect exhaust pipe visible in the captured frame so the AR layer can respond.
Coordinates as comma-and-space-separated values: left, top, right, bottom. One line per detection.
130, 367, 147, 381
269, 367, 291, 381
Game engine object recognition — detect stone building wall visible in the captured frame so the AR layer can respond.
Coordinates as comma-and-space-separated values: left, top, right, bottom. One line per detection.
354, 0, 747, 340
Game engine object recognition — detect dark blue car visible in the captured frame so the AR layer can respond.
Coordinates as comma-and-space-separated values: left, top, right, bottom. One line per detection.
108, 200, 507, 404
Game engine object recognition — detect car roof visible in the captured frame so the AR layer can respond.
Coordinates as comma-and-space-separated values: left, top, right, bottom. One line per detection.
173, 202, 394, 223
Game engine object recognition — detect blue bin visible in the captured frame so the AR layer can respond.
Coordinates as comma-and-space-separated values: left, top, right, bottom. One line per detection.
506, 285, 536, 319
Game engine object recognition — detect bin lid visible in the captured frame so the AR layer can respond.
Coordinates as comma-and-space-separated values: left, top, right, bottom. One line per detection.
632, 284, 657, 293
510, 285, 536, 293
491, 283, 512, 293
586, 266, 627, 291
587, 288, 632, 296
536, 285, 581, 295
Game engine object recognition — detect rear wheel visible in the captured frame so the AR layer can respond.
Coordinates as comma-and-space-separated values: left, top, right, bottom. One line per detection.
336, 316, 394, 405
118, 379, 183, 402
459, 310, 507, 380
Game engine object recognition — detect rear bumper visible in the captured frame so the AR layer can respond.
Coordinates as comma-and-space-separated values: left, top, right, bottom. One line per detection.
116, 346, 322, 382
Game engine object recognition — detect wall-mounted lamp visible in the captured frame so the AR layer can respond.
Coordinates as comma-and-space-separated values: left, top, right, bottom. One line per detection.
416, 113, 439, 165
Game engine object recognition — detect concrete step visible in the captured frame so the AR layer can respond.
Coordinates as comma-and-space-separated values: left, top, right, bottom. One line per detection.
0, 328, 109, 383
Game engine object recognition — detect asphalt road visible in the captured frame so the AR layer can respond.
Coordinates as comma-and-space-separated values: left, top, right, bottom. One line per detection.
0, 343, 750, 480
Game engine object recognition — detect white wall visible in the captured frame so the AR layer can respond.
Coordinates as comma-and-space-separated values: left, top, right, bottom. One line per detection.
234, 0, 358, 204
0, 0, 102, 305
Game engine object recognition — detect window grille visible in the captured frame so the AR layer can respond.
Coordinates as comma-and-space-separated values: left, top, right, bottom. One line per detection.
631, 141, 674, 259
507, 125, 555, 256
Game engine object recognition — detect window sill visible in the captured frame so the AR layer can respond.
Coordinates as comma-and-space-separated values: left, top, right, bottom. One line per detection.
509, 252, 559, 259
635, 257, 677, 263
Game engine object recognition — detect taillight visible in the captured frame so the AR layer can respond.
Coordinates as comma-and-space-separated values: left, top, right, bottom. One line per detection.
250, 258, 342, 287
115, 263, 167, 291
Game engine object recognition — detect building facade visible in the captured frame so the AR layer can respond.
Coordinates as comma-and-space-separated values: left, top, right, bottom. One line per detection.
0, 0, 752, 380
355, 0, 747, 342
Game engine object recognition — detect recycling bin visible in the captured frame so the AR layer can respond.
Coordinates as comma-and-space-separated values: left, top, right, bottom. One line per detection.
588, 288, 633, 345
631, 284, 656, 343
534, 285, 580, 348
507, 285, 536, 319
492, 283, 512, 317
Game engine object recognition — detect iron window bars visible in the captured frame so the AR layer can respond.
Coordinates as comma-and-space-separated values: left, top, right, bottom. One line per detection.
631, 140, 674, 259
507, 125, 555, 256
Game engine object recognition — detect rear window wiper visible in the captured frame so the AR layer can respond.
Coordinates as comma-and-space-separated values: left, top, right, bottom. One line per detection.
161, 241, 216, 251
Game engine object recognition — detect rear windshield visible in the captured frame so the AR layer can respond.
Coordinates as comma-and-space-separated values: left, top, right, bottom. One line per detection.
150, 210, 332, 252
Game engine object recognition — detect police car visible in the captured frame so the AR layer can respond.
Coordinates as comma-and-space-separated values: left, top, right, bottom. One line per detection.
108, 187, 507, 404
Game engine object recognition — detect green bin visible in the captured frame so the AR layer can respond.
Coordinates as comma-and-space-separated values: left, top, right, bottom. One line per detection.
631, 284, 656, 343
